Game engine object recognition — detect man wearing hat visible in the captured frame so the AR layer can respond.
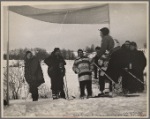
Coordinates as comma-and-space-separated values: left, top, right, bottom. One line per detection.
44, 48, 66, 99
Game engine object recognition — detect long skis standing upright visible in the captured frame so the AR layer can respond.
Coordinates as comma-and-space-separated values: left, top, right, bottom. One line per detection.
20, 66, 29, 102
64, 74, 69, 100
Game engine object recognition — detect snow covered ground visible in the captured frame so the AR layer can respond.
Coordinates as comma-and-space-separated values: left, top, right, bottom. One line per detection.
3, 93, 148, 118
2, 60, 148, 118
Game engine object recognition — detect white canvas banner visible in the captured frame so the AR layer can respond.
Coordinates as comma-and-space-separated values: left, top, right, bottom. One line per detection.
9, 4, 109, 24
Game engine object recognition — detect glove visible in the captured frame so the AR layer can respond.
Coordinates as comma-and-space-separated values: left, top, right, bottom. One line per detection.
98, 59, 103, 66
124, 68, 128, 71
75, 68, 80, 74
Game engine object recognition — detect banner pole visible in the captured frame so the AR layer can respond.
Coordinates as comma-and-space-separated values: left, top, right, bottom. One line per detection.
108, 4, 111, 31
6, 6, 10, 106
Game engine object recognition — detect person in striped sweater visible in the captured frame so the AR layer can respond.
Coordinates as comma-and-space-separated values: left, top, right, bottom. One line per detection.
73, 49, 93, 99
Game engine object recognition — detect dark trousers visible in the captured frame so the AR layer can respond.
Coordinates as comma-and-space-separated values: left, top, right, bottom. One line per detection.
79, 80, 92, 97
29, 84, 39, 101
94, 66, 98, 79
122, 71, 144, 93
99, 76, 105, 92
50, 74, 65, 98
106, 69, 120, 92
52, 89, 66, 98
109, 81, 112, 92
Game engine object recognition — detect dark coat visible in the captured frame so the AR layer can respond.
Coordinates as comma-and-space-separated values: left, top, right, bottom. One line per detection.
106, 47, 130, 83
24, 57, 45, 87
129, 50, 146, 74
44, 53, 66, 78
126, 50, 146, 92
44, 53, 66, 91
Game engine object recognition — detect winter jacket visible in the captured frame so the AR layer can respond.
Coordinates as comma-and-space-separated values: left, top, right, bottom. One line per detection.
129, 50, 146, 73
122, 50, 146, 92
44, 52, 66, 78
24, 57, 45, 86
106, 46, 130, 83
73, 56, 92, 81
98, 35, 114, 58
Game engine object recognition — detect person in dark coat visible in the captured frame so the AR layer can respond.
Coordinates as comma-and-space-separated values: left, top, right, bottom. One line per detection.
106, 41, 131, 93
123, 42, 146, 93
44, 48, 66, 99
24, 51, 45, 101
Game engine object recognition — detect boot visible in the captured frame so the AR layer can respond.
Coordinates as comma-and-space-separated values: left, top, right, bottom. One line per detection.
60, 90, 66, 99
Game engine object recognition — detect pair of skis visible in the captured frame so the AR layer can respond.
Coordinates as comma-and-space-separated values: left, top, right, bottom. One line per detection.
64, 75, 76, 100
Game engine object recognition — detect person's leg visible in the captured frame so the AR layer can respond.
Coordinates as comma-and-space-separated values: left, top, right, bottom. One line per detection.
33, 87, 39, 101
57, 75, 66, 98
60, 90, 66, 99
30, 84, 38, 101
79, 81, 85, 98
50, 76, 60, 99
136, 74, 144, 93
99, 76, 105, 94
121, 71, 130, 94
86, 80, 92, 97
123, 71, 136, 93
94, 66, 98, 79
109, 81, 112, 92
139, 76, 144, 92
60, 79, 66, 99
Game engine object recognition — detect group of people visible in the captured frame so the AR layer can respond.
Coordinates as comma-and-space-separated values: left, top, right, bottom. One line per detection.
93, 40, 146, 96
93, 27, 146, 96
107, 41, 146, 94
24, 48, 66, 101
24, 27, 146, 101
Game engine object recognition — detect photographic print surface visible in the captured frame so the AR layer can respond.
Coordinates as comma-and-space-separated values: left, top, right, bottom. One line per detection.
1, 1, 149, 118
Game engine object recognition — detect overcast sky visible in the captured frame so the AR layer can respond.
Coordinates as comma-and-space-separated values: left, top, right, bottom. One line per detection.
3, 3, 147, 52
6, 11, 108, 52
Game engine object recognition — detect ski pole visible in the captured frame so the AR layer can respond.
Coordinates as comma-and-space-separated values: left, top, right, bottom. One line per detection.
64, 74, 69, 99
93, 63, 115, 84
21, 66, 29, 101
123, 69, 145, 85
93, 63, 118, 97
